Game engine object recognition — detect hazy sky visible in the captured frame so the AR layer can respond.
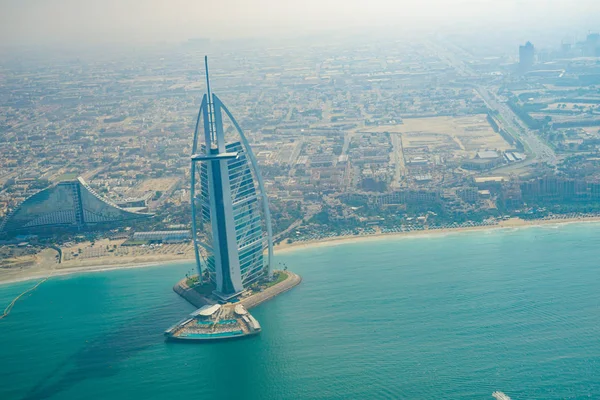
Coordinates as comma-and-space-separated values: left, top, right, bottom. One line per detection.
1, 0, 599, 46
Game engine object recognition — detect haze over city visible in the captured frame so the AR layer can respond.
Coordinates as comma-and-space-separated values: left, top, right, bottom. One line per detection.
1, 0, 600, 46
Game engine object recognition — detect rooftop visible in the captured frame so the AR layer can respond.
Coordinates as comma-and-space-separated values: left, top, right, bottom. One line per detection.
476, 151, 500, 159
190, 304, 221, 317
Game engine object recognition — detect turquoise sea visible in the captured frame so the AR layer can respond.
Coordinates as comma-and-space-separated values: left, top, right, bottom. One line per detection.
1, 223, 600, 399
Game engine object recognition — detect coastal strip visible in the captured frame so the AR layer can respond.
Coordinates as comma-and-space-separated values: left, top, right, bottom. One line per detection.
173, 270, 302, 310
274, 216, 600, 253
0, 259, 194, 287
4, 216, 600, 286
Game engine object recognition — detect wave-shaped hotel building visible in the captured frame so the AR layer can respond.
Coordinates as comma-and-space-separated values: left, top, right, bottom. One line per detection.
190, 59, 274, 301
0, 177, 150, 236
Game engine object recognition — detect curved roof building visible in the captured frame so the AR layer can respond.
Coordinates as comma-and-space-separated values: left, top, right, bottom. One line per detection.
191, 58, 274, 300
0, 177, 151, 236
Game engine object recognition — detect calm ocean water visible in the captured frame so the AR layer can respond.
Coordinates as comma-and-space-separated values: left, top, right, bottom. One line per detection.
1, 223, 600, 399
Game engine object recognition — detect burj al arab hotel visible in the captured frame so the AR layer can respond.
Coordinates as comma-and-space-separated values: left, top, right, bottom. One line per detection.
190, 58, 274, 301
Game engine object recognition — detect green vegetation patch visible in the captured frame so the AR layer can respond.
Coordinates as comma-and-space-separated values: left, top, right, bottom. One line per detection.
191, 280, 216, 296
186, 275, 200, 287
264, 271, 287, 288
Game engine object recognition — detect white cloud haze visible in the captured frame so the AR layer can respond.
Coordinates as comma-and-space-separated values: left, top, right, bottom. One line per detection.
0, 0, 599, 46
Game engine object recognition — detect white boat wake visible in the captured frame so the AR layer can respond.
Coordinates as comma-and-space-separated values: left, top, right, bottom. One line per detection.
492, 391, 511, 400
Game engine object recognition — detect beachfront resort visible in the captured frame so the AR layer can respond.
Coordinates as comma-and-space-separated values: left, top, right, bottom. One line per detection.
167, 270, 301, 341
165, 303, 261, 341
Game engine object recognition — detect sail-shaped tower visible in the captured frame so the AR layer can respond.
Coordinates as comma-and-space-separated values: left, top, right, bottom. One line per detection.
190, 58, 274, 300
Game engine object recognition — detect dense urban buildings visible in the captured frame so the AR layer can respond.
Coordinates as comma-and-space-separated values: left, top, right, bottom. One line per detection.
2, 31, 600, 264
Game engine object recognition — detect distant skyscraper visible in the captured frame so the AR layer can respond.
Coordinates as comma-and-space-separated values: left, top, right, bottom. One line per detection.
560, 42, 572, 58
0, 177, 150, 236
584, 33, 600, 57
519, 41, 535, 74
190, 57, 273, 300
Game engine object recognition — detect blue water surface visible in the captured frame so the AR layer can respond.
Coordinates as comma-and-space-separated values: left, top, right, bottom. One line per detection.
1, 223, 600, 399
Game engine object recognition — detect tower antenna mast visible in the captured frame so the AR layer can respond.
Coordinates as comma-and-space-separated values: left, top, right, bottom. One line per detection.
205, 56, 215, 143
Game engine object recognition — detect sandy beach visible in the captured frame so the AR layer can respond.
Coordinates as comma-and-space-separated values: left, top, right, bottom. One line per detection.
2, 216, 600, 285
0, 258, 196, 286
273, 216, 600, 253
0, 240, 196, 285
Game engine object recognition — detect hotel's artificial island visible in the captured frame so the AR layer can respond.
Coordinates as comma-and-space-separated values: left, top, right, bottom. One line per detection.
165, 59, 300, 342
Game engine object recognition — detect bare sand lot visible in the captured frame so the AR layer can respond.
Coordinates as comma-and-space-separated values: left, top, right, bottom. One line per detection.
366, 115, 511, 158
136, 177, 179, 193
399, 115, 511, 155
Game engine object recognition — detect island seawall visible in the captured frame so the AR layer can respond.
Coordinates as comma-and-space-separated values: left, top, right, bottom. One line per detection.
173, 270, 302, 310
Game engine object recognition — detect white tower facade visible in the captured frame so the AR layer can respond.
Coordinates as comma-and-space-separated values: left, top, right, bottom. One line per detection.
190, 58, 273, 300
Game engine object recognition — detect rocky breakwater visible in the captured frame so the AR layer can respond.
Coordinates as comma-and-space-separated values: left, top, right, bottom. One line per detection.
173, 270, 302, 310
172, 279, 215, 308
240, 271, 302, 309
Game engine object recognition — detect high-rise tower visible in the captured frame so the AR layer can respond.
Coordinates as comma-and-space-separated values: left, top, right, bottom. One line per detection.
190, 57, 273, 300
519, 41, 535, 74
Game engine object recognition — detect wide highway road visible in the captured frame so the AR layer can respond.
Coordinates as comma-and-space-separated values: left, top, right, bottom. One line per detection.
427, 39, 558, 168
476, 87, 558, 167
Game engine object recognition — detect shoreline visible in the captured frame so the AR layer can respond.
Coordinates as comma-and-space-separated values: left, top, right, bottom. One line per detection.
2, 216, 600, 286
273, 216, 600, 253
0, 259, 195, 287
